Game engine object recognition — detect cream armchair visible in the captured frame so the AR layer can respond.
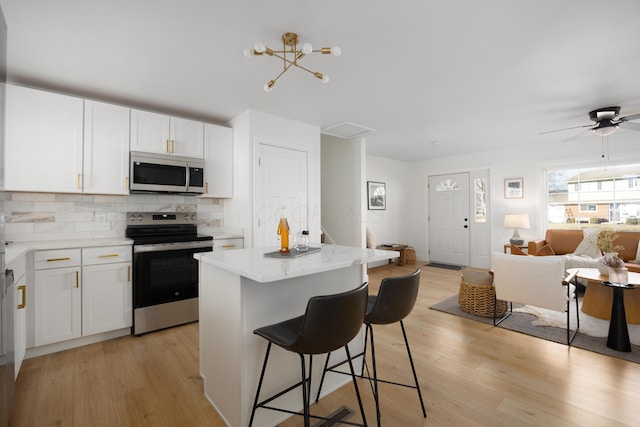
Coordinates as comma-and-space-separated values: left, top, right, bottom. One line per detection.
491, 252, 580, 345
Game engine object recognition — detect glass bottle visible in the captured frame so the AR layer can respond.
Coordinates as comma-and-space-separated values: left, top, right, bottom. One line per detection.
277, 207, 290, 253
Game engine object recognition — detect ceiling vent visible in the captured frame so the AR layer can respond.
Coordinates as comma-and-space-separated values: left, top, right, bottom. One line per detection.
322, 122, 375, 139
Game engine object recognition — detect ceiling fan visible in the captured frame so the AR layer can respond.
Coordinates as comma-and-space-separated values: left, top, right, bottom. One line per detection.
541, 107, 640, 142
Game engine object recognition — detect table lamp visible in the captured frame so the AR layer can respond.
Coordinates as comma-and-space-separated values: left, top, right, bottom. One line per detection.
504, 213, 530, 245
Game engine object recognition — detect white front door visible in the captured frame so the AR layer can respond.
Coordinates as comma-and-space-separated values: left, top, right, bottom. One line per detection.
255, 143, 308, 249
428, 173, 470, 266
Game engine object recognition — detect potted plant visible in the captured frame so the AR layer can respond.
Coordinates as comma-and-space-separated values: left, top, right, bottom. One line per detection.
594, 230, 624, 254
594, 230, 625, 275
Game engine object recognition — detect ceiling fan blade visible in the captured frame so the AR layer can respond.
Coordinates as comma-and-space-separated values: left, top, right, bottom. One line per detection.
619, 113, 640, 122
539, 123, 593, 135
563, 127, 593, 142
619, 121, 640, 131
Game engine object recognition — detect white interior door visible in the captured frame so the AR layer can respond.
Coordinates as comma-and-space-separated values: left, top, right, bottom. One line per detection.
255, 144, 308, 249
428, 173, 470, 266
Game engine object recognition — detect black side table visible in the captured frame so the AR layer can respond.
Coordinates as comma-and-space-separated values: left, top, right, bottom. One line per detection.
601, 281, 637, 352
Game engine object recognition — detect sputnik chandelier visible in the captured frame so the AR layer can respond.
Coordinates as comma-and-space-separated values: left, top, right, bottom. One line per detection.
244, 32, 341, 92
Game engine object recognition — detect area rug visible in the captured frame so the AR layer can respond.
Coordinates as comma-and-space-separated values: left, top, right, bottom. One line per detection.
424, 262, 462, 271
430, 295, 640, 363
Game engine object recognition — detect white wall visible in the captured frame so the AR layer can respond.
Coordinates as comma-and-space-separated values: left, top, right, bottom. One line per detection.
321, 135, 365, 247
365, 154, 415, 249
226, 109, 321, 248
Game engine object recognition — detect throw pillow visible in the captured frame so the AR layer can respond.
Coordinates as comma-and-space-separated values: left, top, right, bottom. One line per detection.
510, 245, 528, 256
573, 228, 602, 259
534, 244, 555, 256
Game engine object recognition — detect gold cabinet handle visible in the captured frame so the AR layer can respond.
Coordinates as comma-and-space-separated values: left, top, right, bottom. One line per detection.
17, 285, 26, 309
47, 257, 71, 262
171, 139, 175, 153
222, 244, 237, 249
205, 182, 209, 194
165, 139, 169, 153
99, 254, 119, 258
125, 176, 129, 189
75, 271, 79, 288
127, 265, 131, 282
77, 173, 82, 189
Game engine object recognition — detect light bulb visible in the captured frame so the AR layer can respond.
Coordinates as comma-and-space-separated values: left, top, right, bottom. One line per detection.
302, 43, 313, 54
254, 42, 266, 53
243, 48, 253, 58
264, 80, 275, 92
331, 46, 341, 56
322, 74, 330, 83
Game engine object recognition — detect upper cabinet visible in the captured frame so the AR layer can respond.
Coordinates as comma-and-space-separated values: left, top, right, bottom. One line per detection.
5, 84, 84, 193
130, 109, 204, 158
83, 100, 130, 195
202, 123, 234, 198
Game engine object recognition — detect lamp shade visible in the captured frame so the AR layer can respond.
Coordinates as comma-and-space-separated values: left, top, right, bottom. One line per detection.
504, 213, 530, 229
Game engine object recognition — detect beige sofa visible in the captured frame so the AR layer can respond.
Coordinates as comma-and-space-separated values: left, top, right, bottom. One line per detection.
528, 229, 640, 273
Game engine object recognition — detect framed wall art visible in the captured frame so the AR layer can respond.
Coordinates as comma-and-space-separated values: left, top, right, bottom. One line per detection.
367, 181, 386, 210
504, 178, 523, 199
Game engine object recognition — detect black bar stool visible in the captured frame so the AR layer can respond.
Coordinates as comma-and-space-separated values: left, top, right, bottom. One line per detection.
316, 269, 426, 426
248, 282, 369, 427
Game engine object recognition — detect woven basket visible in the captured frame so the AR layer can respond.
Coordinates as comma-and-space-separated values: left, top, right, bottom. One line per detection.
405, 247, 416, 265
458, 279, 508, 318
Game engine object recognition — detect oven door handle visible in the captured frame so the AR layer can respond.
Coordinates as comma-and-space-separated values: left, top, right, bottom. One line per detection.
133, 241, 213, 253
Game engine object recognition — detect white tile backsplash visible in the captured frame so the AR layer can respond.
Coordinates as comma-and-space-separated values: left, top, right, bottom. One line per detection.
5, 192, 227, 242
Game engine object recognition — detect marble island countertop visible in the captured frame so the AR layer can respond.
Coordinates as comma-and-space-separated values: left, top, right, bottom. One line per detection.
194, 244, 399, 283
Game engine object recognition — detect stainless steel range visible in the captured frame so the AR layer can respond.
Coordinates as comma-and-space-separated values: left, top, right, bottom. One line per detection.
126, 212, 213, 335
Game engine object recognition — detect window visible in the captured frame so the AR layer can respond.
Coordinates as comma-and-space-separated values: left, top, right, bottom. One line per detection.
547, 163, 640, 229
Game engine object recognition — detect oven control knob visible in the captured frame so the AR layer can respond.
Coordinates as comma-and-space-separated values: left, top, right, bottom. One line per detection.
190, 214, 196, 221
184, 215, 190, 221
137, 214, 143, 222
129, 214, 136, 222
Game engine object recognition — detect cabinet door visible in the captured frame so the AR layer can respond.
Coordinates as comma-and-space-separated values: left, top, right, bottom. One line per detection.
202, 124, 233, 198
82, 262, 132, 336
171, 117, 204, 158
14, 275, 26, 379
83, 100, 130, 194
130, 108, 171, 154
34, 267, 82, 346
5, 84, 83, 193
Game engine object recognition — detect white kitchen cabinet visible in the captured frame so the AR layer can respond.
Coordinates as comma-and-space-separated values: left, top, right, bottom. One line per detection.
33, 246, 133, 347
202, 123, 234, 198
5, 84, 84, 193
34, 248, 82, 346
130, 109, 204, 158
212, 238, 244, 251
14, 272, 26, 379
81, 246, 132, 336
83, 100, 130, 195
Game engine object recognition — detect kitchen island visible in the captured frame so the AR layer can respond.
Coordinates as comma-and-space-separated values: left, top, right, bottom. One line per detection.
195, 244, 398, 427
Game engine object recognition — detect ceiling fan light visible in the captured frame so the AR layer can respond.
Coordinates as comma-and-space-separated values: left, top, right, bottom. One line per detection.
593, 125, 618, 137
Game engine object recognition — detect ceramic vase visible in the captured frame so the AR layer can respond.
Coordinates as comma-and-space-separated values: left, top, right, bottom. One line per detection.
597, 252, 619, 275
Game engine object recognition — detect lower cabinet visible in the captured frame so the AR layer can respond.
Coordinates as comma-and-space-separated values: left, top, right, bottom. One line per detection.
33, 245, 132, 347
82, 259, 132, 336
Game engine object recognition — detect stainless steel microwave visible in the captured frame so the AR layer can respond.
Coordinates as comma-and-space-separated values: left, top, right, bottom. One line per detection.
130, 151, 205, 194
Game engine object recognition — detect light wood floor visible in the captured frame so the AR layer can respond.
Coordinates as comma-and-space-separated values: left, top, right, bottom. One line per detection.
10, 262, 640, 426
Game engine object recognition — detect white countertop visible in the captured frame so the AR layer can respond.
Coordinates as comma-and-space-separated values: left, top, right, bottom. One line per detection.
194, 244, 399, 283
4, 237, 133, 268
